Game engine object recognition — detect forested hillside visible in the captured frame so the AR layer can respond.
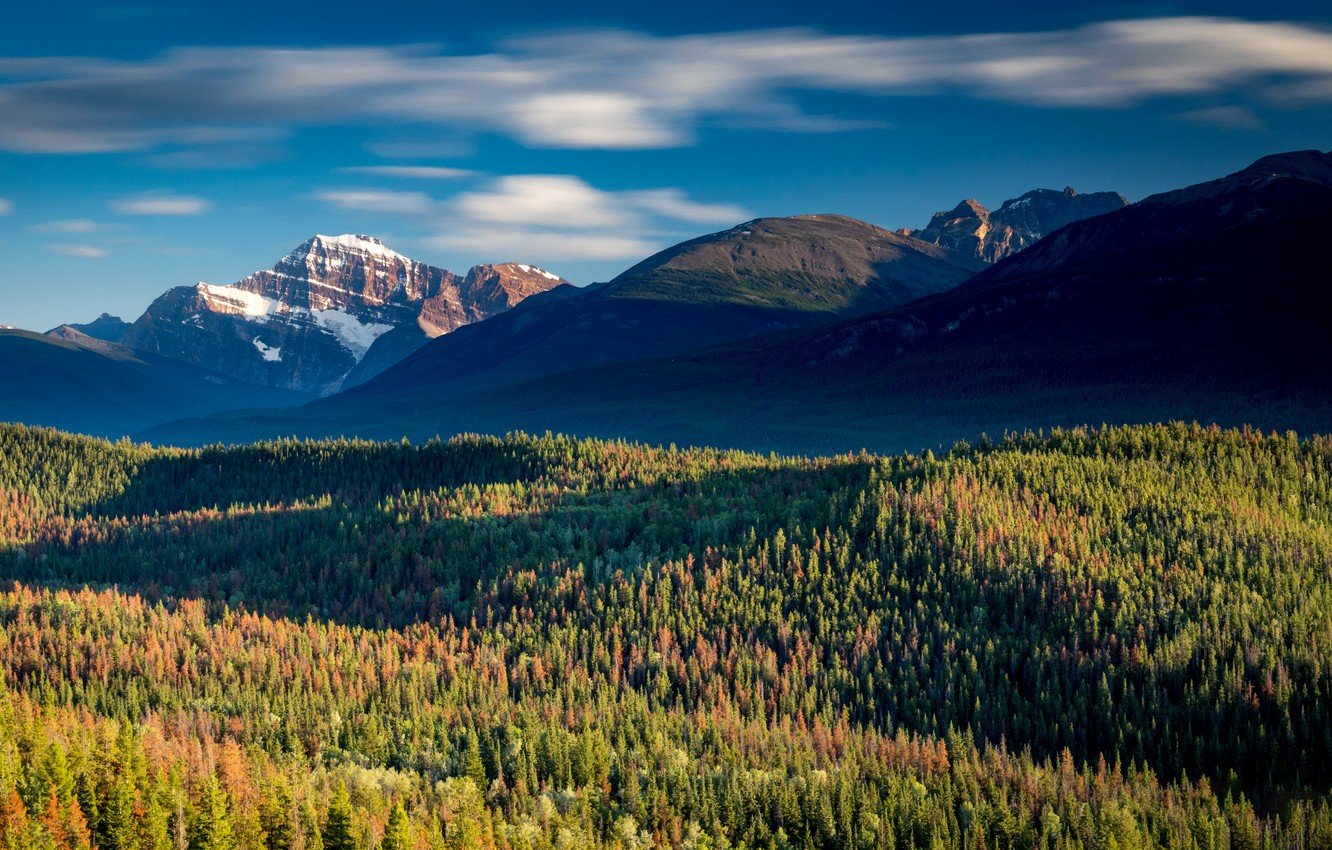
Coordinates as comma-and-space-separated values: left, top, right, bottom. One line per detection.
0, 423, 1330, 849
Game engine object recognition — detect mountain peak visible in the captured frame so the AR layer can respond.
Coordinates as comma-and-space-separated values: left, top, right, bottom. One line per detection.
1144, 149, 1332, 207
916, 186, 1128, 263
282, 233, 409, 264
122, 236, 564, 395
604, 212, 974, 314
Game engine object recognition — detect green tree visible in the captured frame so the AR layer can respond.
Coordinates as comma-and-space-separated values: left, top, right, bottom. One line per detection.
189, 779, 236, 850
379, 803, 410, 850
322, 782, 355, 850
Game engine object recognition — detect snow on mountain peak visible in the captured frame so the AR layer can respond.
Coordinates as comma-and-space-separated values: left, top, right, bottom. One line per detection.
514, 263, 563, 281
312, 234, 409, 263
198, 283, 274, 319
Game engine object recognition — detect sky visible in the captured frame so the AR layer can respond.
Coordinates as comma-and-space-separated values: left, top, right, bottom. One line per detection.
1, 0, 1330, 331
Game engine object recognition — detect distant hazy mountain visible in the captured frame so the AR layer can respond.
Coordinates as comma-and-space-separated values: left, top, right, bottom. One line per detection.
54, 312, 131, 343
913, 187, 1128, 263
0, 327, 309, 438
119, 234, 565, 395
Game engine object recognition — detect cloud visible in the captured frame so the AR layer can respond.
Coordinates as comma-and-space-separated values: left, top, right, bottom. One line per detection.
33, 218, 97, 233
426, 228, 658, 262
0, 198, 11, 215
455, 175, 629, 230
0, 18, 1329, 154
316, 189, 434, 215
339, 165, 476, 180
49, 244, 107, 258
431, 174, 751, 262
111, 194, 212, 215
1172, 105, 1265, 130
624, 189, 751, 225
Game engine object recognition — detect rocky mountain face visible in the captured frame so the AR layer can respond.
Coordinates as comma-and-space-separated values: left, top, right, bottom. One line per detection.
914, 187, 1128, 263
119, 235, 565, 395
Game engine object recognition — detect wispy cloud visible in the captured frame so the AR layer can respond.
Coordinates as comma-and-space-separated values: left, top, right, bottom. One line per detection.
313, 172, 749, 262
33, 218, 97, 233
111, 194, 212, 215
315, 189, 434, 215
340, 165, 477, 180
429, 174, 750, 262
0, 198, 12, 215
1171, 105, 1265, 130
49, 244, 107, 258
0, 17, 1329, 155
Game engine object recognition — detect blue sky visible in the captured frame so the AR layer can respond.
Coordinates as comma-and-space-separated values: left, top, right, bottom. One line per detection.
2, 0, 1331, 331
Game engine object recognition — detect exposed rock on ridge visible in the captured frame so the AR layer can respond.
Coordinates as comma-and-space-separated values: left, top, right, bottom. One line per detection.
120, 235, 565, 394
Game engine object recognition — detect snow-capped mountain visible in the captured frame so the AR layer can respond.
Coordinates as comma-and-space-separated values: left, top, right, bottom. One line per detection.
913, 187, 1128, 264
120, 235, 567, 394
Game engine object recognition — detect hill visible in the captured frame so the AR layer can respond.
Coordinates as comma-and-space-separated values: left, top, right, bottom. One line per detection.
0, 327, 309, 437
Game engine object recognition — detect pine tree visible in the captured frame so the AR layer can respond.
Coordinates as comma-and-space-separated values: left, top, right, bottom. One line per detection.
260, 779, 297, 850
463, 734, 486, 787
379, 803, 410, 850
322, 783, 355, 850
189, 779, 236, 850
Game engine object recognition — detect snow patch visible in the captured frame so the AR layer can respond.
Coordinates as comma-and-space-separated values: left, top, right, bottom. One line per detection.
316, 234, 408, 263
199, 283, 274, 319
252, 337, 282, 362
515, 263, 562, 281
312, 308, 393, 361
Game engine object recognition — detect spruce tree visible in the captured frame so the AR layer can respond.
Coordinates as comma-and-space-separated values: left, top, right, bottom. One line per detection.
380, 803, 410, 850
322, 782, 355, 850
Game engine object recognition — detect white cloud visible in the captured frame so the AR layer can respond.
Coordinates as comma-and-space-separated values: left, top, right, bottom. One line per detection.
455, 175, 629, 229
0, 198, 12, 215
0, 18, 1329, 154
340, 165, 476, 180
49, 244, 107, 258
316, 189, 433, 215
111, 194, 212, 215
432, 174, 752, 262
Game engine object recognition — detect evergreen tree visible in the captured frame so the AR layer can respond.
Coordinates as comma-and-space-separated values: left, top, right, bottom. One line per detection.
379, 804, 409, 850
189, 779, 236, 850
322, 783, 355, 850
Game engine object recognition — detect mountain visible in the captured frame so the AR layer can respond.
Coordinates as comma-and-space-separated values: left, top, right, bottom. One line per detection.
0, 327, 309, 437
141, 215, 978, 444
447, 149, 1329, 452
143, 150, 1331, 451
53, 312, 131, 342
119, 234, 565, 395
914, 186, 1128, 263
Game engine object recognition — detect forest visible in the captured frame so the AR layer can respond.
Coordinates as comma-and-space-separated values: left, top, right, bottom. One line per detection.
0, 422, 1329, 850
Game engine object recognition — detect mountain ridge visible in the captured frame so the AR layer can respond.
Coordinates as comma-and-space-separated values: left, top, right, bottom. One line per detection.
119, 234, 566, 395
140, 150, 1332, 452
913, 186, 1128, 263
